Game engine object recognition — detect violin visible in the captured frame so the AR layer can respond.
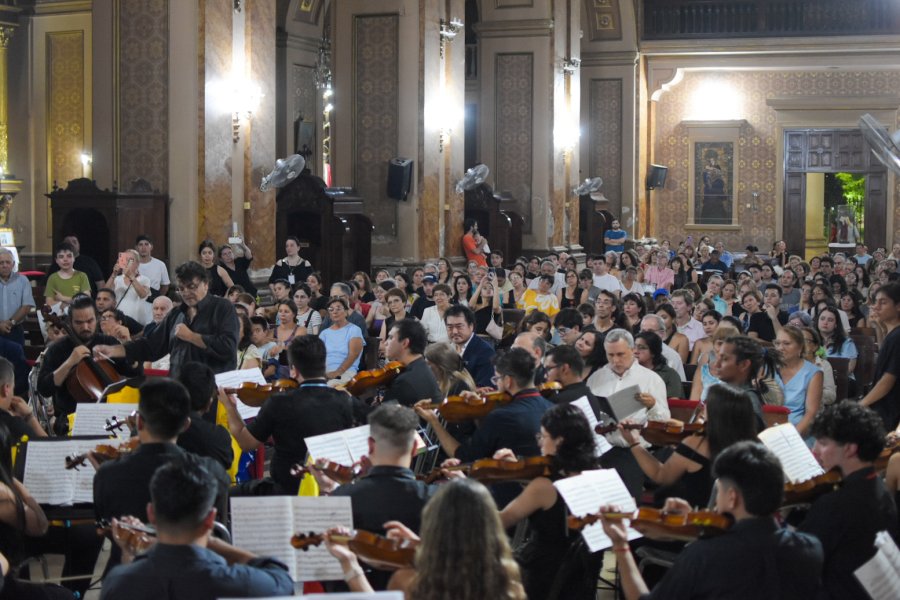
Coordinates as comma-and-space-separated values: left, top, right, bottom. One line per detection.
291, 529, 416, 570
96, 518, 156, 555
338, 361, 405, 396
569, 507, 733, 542
594, 420, 705, 446
419, 390, 513, 423
41, 305, 125, 402
782, 468, 842, 506
422, 456, 554, 485
224, 379, 299, 407
65, 437, 139, 470
290, 459, 360, 485
875, 437, 900, 472
104, 412, 137, 434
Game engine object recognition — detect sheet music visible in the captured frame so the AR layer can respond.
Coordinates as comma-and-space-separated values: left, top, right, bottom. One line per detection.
854, 532, 900, 600
606, 385, 645, 422
570, 397, 613, 456
23, 439, 101, 505
216, 368, 267, 420
554, 469, 642, 553
305, 430, 355, 465
72, 403, 137, 441
291, 496, 353, 581
231, 497, 297, 579
758, 424, 824, 484
343, 426, 371, 463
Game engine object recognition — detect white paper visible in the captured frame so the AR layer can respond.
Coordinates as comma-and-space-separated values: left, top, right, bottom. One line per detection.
305, 430, 355, 465
231, 496, 353, 582
72, 403, 138, 441
758, 424, 824, 484
570, 396, 613, 456
554, 469, 642, 552
854, 532, 900, 600
216, 368, 268, 420
606, 385, 645, 422
23, 439, 104, 505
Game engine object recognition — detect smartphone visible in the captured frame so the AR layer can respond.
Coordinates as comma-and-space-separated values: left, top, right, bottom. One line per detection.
116, 252, 129, 271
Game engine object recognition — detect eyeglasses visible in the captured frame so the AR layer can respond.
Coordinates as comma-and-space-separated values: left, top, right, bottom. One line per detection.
543, 363, 559, 372
491, 374, 503, 385
327, 305, 346, 312
557, 326, 570, 335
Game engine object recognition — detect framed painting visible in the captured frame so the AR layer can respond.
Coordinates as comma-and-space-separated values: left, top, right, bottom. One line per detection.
684, 120, 745, 229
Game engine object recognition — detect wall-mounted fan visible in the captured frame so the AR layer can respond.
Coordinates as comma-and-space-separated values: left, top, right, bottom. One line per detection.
573, 177, 603, 196
859, 113, 900, 176
455, 164, 490, 194
259, 154, 306, 192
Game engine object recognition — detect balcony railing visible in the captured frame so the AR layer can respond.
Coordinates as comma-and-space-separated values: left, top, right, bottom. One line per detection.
642, 0, 900, 40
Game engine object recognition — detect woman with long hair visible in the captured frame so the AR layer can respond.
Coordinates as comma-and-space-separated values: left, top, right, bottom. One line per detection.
689, 309, 723, 365
292, 283, 322, 335
801, 327, 836, 406
306, 271, 328, 314
262, 299, 303, 378
236, 312, 261, 370
688, 324, 739, 401
352, 271, 375, 303
655, 304, 690, 364
634, 331, 682, 399
621, 292, 647, 334
557, 269, 587, 310
365, 280, 396, 336
326, 478, 526, 600
425, 342, 476, 397
840, 290, 867, 329
816, 305, 858, 375
774, 325, 823, 439
670, 256, 690, 291
269, 236, 313, 294
575, 330, 607, 379
622, 383, 758, 508
470, 275, 503, 337
452, 274, 473, 307
436, 257, 453, 285
197, 240, 233, 297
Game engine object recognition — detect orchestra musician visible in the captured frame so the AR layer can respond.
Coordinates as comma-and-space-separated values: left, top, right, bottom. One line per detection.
0, 357, 46, 439
496, 403, 604, 599
100, 455, 293, 600
36, 294, 136, 435
93, 261, 239, 378
93, 379, 230, 574
600, 441, 824, 599
381, 319, 442, 407
223, 335, 357, 496
174, 362, 233, 471
325, 478, 526, 600
541, 344, 609, 419
799, 401, 899, 599
312, 404, 436, 590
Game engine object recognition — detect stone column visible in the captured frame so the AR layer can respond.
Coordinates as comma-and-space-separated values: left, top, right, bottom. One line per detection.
805, 173, 828, 259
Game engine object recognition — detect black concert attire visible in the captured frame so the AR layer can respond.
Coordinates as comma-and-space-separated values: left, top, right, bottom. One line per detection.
551, 381, 611, 420
650, 443, 712, 509
93, 443, 230, 573
0, 411, 39, 441
122, 293, 239, 378
36, 334, 136, 435
517, 478, 602, 600
799, 466, 899, 600
100, 544, 292, 600
221, 257, 257, 297
120, 314, 144, 337
332, 465, 437, 590
872, 326, 900, 430
268, 258, 312, 288
205, 265, 228, 297
242, 380, 355, 495
177, 412, 234, 471
643, 517, 823, 599
382, 357, 442, 407
460, 333, 496, 389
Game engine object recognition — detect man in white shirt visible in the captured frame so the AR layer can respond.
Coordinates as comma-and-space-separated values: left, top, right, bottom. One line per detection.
639, 314, 686, 381
671, 289, 704, 350
587, 328, 669, 496
527, 259, 565, 293
135, 235, 170, 298
591, 257, 622, 296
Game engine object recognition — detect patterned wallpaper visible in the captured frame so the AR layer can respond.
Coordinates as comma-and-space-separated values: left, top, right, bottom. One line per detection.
353, 14, 398, 237
47, 31, 84, 190
653, 70, 900, 250
292, 64, 317, 156
494, 52, 534, 232
588, 78, 622, 216
118, 0, 169, 192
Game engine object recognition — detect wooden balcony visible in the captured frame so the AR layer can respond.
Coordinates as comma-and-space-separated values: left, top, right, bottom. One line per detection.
642, 0, 900, 40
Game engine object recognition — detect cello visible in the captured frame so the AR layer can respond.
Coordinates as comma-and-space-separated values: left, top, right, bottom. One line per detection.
41, 305, 125, 402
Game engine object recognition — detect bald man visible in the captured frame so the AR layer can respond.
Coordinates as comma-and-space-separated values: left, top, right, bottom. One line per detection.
144, 296, 174, 338
511, 331, 547, 385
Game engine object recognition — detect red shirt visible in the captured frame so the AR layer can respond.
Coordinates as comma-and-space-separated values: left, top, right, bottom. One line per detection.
462, 233, 488, 267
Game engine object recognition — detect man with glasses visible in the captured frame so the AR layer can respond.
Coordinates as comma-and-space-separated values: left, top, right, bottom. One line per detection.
554, 308, 584, 346
543, 345, 610, 419
593, 290, 618, 337
93, 261, 239, 378
381, 319, 442, 407
37, 294, 137, 434
445, 304, 495, 388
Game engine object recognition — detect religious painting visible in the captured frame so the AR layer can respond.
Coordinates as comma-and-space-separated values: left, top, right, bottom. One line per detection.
693, 141, 734, 225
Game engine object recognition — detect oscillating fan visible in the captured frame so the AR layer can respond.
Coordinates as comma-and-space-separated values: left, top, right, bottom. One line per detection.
573, 177, 603, 196
259, 154, 306, 192
455, 164, 490, 194
859, 113, 900, 176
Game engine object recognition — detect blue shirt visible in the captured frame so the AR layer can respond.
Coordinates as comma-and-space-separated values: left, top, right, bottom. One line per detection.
605, 228, 626, 252
0, 272, 35, 321
776, 360, 822, 429
320, 321, 366, 372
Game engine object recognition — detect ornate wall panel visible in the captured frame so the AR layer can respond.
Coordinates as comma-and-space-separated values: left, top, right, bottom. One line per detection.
353, 14, 398, 237
653, 71, 900, 249
583, 0, 622, 41
588, 78, 622, 213
494, 52, 534, 231
292, 64, 316, 153
118, 0, 169, 192
47, 31, 84, 191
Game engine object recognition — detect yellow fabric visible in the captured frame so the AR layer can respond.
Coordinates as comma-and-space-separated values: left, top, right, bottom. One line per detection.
298, 470, 319, 497
106, 386, 141, 404
216, 400, 241, 483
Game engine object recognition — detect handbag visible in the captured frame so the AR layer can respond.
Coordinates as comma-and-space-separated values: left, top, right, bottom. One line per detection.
486, 313, 503, 340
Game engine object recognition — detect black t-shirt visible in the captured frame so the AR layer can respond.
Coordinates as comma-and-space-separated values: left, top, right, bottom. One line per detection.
177, 411, 234, 471
382, 357, 442, 407
746, 310, 788, 343
410, 295, 435, 320
872, 326, 900, 430
246, 381, 355, 494
221, 257, 257, 297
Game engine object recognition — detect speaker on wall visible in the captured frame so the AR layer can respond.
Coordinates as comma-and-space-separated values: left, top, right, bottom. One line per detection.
646, 164, 668, 190
387, 157, 413, 200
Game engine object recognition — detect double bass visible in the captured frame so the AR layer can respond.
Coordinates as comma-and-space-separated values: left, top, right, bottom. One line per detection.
41, 305, 125, 402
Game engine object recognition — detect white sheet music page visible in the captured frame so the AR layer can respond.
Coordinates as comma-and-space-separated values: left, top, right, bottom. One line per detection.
554, 469, 641, 553
291, 496, 353, 581
570, 396, 613, 456
757, 424, 824, 484
606, 385, 645, 422
72, 403, 137, 441
305, 430, 355, 465
23, 439, 99, 505
231, 497, 298, 580
342, 425, 372, 463
215, 368, 267, 420
854, 531, 900, 600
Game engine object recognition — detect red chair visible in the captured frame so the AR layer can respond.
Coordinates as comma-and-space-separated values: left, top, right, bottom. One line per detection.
667, 398, 700, 423
762, 404, 790, 428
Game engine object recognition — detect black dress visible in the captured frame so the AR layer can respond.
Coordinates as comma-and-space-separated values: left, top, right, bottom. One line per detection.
559, 289, 581, 310
652, 442, 712, 509
221, 257, 257, 297
206, 265, 228, 297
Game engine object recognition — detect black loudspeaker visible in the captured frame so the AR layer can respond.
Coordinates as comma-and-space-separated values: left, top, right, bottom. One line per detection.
387, 157, 413, 200
646, 164, 668, 190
